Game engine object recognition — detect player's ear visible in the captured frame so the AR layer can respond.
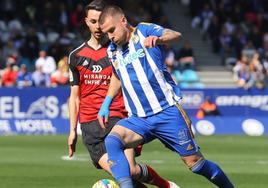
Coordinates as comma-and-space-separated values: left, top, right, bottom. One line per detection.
85, 17, 90, 27
122, 16, 127, 26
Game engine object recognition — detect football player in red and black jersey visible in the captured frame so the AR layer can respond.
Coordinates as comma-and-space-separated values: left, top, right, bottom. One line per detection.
67, 1, 176, 187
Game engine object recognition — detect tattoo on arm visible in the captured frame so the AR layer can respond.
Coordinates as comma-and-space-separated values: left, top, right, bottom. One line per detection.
162, 29, 177, 36
158, 29, 182, 44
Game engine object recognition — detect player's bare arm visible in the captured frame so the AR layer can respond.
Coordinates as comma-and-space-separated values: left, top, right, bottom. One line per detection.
106, 72, 121, 99
97, 72, 121, 129
144, 29, 182, 48
68, 85, 80, 157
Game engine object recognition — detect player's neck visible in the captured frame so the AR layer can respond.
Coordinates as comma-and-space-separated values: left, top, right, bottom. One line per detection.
126, 24, 134, 43
87, 36, 103, 50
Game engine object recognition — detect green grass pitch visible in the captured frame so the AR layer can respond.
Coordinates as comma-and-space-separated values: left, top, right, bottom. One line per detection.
0, 135, 267, 188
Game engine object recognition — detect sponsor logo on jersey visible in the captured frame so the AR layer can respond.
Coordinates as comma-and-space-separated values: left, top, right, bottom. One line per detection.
92, 65, 102, 73
186, 144, 193, 150
116, 49, 145, 69
82, 60, 89, 66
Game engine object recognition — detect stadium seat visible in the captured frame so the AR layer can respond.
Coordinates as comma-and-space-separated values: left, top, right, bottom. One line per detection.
180, 82, 190, 88
172, 70, 183, 82
192, 82, 205, 88
181, 69, 199, 82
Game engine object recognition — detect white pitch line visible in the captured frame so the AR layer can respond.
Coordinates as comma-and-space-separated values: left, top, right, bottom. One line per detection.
61, 154, 89, 161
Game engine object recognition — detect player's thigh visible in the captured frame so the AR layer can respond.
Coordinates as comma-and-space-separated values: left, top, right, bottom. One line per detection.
113, 116, 155, 147
110, 124, 144, 148
81, 117, 119, 145
152, 105, 199, 157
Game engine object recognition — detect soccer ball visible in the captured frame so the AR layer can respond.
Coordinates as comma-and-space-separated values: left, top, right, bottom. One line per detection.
92, 179, 119, 188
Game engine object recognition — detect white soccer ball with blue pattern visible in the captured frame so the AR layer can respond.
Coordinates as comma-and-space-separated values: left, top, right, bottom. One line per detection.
92, 179, 119, 188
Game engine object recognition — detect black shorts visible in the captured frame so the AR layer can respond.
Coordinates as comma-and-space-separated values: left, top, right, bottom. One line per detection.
81, 117, 121, 169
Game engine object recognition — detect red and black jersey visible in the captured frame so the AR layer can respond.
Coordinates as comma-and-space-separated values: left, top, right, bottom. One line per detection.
68, 42, 126, 123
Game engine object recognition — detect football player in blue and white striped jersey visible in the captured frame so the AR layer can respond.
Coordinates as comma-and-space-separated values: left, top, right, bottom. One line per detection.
97, 5, 234, 188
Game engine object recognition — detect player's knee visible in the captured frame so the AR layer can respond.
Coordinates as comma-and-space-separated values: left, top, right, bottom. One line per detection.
182, 152, 204, 168
104, 133, 125, 152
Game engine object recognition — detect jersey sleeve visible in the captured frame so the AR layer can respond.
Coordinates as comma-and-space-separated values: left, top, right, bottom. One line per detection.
68, 53, 80, 86
139, 22, 165, 37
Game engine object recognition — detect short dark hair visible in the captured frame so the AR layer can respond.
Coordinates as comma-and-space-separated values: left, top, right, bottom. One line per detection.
85, 0, 106, 14
99, 5, 124, 25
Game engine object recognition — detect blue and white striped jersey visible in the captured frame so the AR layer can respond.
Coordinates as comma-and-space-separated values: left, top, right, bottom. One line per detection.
107, 22, 181, 117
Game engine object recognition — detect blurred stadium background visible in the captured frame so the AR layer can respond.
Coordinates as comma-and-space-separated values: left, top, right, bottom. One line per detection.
0, 0, 268, 187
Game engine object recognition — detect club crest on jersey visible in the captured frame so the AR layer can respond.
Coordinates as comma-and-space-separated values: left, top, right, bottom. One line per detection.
115, 49, 145, 69
178, 129, 190, 145
132, 35, 140, 44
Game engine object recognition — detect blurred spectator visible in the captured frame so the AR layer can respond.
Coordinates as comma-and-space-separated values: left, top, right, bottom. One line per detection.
35, 50, 56, 75
41, 1, 58, 32
1, 62, 18, 87
57, 55, 69, 72
191, 3, 213, 37
8, 18, 23, 34
176, 41, 195, 70
70, 3, 85, 30
259, 34, 268, 61
263, 60, 268, 85
207, 15, 221, 53
16, 64, 33, 87
164, 45, 176, 73
58, 3, 70, 28
32, 65, 50, 87
196, 97, 220, 119
19, 27, 40, 65
233, 53, 252, 89
233, 51, 266, 90
249, 52, 266, 89
248, 25, 263, 49
219, 25, 234, 65
232, 27, 247, 58
50, 56, 69, 86
2, 39, 19, 61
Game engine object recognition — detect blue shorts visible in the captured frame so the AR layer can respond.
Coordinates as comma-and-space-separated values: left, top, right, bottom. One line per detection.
117, 104, 199, 156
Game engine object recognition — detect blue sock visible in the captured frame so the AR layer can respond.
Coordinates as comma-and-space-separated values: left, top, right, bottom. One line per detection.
105, 133, 133, 188
191, 159, 234, 188
117, 177, 133, 188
